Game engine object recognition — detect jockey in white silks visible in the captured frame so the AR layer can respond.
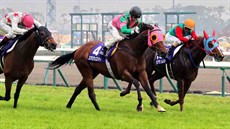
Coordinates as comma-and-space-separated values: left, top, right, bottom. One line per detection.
0, 12, 41, 48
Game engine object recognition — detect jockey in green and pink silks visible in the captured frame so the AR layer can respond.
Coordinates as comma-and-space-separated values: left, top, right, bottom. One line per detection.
100, 6, 143, 56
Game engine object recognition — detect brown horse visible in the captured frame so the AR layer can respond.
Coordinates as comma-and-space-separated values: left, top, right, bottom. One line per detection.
0, 26, 57, 108
49, 23, 167, 112
121, 30, 224, 111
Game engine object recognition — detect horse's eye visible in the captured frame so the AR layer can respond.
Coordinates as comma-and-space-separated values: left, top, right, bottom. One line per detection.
208, 42, 214, 48
39, 32, 45, 37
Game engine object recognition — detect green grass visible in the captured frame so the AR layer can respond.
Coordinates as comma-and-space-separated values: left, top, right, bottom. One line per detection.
0, 84, 229, 129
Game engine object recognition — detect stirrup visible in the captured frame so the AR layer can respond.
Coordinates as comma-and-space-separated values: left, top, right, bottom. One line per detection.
100, 47, 108, 56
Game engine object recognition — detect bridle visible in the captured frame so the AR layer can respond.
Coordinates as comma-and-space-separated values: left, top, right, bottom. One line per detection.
35, 29, 52, 46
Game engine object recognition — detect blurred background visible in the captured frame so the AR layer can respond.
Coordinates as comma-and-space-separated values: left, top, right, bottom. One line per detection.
0, 0, 229, 49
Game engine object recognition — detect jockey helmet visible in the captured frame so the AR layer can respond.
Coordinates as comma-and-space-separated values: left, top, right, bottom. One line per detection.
22, 14, 34, 29
184, 18, 195, 30
129, 6, 142, 18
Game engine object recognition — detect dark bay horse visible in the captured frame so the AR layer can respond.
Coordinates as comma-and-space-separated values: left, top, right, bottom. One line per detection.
49, 23, 167, 112
121, 30, 224, 111
0, 26, 57, 108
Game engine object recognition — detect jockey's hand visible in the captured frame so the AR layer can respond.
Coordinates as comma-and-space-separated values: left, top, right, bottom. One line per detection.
12, 30, 26, 35
8, 31, 16, 38
131, 27, 140, 35
134, 26, 140, 33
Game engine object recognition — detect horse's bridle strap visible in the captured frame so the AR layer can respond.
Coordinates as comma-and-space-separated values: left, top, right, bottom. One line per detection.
35, 31, 52, 46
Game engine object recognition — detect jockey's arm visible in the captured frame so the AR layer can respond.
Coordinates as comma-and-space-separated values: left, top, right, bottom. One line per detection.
191, 30, 198, 40
120, 25, 132, 34
11, 17, 27, 35
119, 16, 133, 35
175, 26, 189, 43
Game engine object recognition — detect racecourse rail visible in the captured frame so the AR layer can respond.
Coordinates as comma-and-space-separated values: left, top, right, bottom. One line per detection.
34, 48, 230, 97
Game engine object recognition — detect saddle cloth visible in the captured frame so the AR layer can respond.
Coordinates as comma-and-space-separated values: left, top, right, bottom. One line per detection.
0, 36, 19, 71
88, 42, 119, 63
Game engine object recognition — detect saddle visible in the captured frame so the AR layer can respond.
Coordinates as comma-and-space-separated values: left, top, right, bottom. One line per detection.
0, 36, 20, 56
156, 44, 184, 65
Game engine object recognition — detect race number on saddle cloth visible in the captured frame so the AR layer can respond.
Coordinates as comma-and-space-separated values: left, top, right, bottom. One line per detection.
88, 42, 118, 63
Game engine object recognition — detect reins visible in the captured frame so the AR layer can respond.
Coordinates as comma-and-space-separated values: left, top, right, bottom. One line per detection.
187, 39, 207, 68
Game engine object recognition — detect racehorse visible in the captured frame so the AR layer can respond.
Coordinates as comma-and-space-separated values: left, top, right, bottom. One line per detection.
120, 30, 224, 111
49, 23, 167, 112
0, 26, 57, 108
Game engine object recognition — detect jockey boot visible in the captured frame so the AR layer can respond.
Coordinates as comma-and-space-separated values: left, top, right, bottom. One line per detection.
100, 46, 108, 57
168, 45, 175, 54
166, 45, 175, 61
0, 36, 9, 49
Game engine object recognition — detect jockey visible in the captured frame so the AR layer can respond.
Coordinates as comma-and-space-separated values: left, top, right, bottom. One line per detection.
0, 12, 41, 48
165, 18, 198, 52
100, 6, 142, 56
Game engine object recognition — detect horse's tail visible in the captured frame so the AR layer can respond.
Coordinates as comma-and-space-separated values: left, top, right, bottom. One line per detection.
49, 50, 77, 69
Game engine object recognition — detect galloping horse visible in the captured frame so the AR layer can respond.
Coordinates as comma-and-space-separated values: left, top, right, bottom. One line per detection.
0, 26, 57, 108
120, 30, 224, 111
49, 23, 167, 112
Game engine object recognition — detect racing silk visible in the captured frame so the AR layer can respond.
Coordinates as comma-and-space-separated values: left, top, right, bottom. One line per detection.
2, 12, 41, 34
168, 23, 198, 43
112, 12, 141, 34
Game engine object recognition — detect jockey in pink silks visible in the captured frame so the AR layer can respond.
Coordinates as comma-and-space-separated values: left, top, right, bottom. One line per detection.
0, 12, 41, 48
100, 6, 143, 56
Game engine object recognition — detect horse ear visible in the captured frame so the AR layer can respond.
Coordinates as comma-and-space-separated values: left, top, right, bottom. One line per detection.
212, 30, 216, 37
203, 30, 209, 39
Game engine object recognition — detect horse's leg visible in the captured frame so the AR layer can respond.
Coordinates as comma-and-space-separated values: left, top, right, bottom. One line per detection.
120, 82, 132, 97
66, 80, 86, 108
163, 79, 185, 108
86, 77, 100, 110
121, 70, 143, 112
0, 77, 14, 101
149, 72, 164, 96
138, 71, 166, 112
178, 81, 191, 111
149, 72, 164, 106
164, 80, 192, 111
164, 80, 183, 106
13, 77, 27, 108
66, 71, 100, 110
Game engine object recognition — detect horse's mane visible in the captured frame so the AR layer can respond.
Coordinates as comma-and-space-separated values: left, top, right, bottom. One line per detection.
18, 27, 37, 42
186, 36, 204, 48
139, 23, 154, 32
126, 23, 153, 39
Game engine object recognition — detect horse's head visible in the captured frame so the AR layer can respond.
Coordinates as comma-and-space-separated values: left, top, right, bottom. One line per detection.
139, 23, 167, 56
202, 30, 224, 61
36, 26, 57, 51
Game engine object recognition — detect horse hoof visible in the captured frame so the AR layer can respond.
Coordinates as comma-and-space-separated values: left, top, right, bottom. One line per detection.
164, 99, 171, 104
66, 105, 71, 108
157, 105, 166, 112
150, 102, 154, 106
120, 91, 128, 97
0, 96, 5, 100
136, 104, 144, 112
